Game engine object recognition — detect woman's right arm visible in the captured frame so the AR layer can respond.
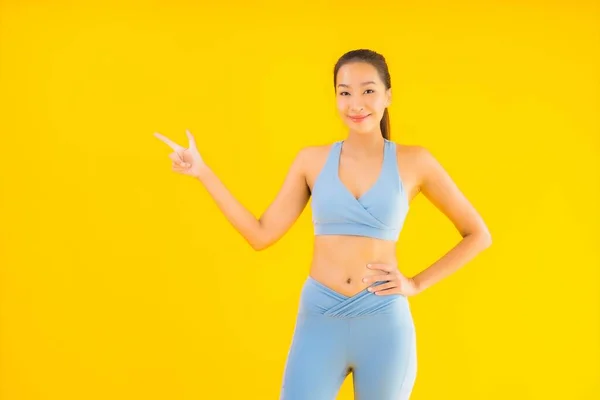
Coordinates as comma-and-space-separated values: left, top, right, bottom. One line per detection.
196, 148, 312, 251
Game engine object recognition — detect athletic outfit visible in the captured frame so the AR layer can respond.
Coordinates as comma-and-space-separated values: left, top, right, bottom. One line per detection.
280, 139, 417, 400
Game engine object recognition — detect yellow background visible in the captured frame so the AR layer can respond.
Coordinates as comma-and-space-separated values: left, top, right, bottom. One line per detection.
1, 0, 598, 399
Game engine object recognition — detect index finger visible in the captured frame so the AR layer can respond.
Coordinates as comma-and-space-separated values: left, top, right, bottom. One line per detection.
185, 129, 197, 150
368, 273, 395, 282
366, 263, 395, 272
154, 132, 184, 152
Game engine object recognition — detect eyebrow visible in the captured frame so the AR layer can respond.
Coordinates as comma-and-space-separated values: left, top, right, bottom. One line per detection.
337, 81, 376, 88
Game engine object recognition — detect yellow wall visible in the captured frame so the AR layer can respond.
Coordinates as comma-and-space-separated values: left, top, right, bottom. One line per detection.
1, 1, 598, 399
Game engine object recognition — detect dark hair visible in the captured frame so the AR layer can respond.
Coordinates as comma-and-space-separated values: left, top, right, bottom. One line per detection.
333, 49, 392, 140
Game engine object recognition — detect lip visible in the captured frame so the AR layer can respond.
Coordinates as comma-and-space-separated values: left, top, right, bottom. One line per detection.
349, 114, 370, 122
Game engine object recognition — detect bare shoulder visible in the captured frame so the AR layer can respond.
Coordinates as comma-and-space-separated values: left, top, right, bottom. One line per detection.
395, 143, 439, 170
295, 142, 335, 169
298, 142, 336, 192
298, 142, 334, 158
394, 142, 437, 199
395, 142, 430, 160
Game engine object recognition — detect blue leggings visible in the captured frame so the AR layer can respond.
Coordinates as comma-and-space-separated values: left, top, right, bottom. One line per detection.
280, 276, 417, 400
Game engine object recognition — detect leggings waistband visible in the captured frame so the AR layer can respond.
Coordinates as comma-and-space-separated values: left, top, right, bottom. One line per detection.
299, 276, 409, 318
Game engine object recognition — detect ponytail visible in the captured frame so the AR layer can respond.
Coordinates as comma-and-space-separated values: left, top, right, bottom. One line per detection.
381, 108, 390, 140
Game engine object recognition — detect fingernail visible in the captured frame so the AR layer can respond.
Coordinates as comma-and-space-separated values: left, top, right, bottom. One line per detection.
367, 264, 372, 267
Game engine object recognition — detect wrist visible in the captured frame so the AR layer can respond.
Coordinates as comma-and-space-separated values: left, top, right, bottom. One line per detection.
194, 164, 211, 180
409, 276, 423, 295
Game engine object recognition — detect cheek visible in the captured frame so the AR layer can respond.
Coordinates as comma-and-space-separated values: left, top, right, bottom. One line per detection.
370, 96, 387, 111
336, 97, 347, 113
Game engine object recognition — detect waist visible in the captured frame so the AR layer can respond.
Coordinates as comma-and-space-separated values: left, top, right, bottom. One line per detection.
309, 235, 397, 297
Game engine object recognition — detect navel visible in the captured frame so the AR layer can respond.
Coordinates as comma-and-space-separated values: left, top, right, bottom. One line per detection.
346, 277, 352, 284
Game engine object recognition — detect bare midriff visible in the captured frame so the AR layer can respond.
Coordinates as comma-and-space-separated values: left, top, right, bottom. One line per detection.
309, 235, 397, 297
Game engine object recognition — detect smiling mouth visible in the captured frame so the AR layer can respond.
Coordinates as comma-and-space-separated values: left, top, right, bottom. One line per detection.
349, 114, 370, 121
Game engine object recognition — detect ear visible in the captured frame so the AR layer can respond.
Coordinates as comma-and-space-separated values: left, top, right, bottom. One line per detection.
385, 88, 392, 107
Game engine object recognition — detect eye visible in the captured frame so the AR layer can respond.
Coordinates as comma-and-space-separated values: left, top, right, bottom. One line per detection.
339, 89, 374, 96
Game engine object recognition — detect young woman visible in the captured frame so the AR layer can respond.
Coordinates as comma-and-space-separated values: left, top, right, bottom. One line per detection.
155, 49, 492, 400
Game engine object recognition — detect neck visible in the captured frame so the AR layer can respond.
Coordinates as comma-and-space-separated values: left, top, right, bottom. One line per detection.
343, 132, 385, 157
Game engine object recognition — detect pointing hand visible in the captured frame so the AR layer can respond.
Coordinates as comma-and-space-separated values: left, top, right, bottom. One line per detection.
154, 129, 205, 178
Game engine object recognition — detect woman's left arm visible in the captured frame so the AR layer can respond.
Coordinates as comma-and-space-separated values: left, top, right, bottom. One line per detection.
410, 146, 492, 294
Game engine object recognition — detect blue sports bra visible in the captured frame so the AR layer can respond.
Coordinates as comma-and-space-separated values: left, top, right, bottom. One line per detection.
310, 139, 409, 241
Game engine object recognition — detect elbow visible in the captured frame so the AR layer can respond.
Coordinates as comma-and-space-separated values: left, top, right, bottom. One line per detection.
483, 233, 492, 249
249, 221, 282, 251
477, 230, 492, 249
248, 229, 271, 251
463, 229, 492, 250
249, 240, 269, 251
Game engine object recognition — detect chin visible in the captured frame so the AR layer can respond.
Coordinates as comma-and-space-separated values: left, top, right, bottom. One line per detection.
348, 124, 377, 134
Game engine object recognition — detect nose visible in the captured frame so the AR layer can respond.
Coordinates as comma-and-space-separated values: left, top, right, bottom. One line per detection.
349, 103, 365, 113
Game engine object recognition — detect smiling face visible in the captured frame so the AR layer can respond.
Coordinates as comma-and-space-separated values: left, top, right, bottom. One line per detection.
335, 61, 392, 135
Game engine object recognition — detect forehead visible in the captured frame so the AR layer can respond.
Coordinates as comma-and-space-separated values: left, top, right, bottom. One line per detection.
336, 62, 381, 85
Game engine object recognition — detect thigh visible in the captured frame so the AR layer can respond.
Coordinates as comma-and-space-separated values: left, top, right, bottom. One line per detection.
280, 313, 350, 400
350, 311, 417, 400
